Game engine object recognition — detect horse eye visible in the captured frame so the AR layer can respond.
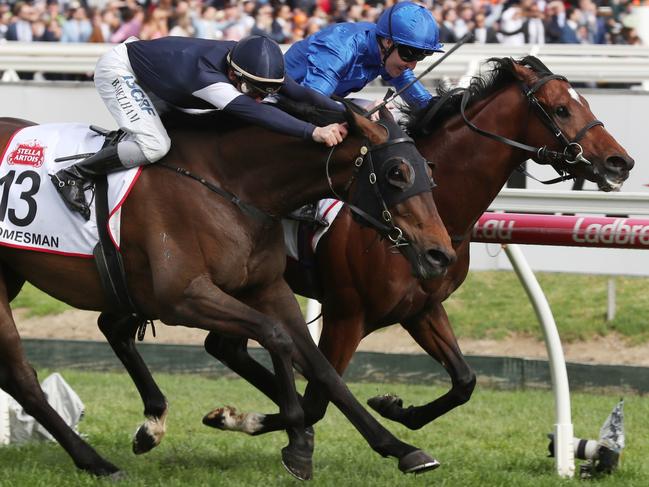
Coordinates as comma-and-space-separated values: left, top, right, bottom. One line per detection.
555, 106, 569, 118
389, 167, 403, 179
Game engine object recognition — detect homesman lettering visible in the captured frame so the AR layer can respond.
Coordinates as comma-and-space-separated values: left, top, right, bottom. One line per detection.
0, 226, 59, 248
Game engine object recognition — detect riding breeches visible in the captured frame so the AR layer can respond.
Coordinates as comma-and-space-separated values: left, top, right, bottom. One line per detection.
93, 37, 171, 164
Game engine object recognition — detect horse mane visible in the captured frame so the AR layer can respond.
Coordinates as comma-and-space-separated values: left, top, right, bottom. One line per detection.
160, 96, 352, 132
403, 56, 555, 136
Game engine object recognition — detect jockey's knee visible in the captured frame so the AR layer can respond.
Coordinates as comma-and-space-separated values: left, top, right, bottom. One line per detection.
138, 136, 171, 165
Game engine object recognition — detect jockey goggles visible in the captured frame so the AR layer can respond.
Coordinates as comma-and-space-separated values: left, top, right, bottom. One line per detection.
240, 78, 282, 98
395, 44, 434, 63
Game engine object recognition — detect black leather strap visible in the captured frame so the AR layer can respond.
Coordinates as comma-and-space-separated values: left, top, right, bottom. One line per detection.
93, 174, 138, 313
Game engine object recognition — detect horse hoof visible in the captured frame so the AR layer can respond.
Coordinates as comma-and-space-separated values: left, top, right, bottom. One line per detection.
398, 450, 440, 475
367, 394, 403, 417
132, 425, 157, 455
202, 407, 227, 430
281, 445, 313, 480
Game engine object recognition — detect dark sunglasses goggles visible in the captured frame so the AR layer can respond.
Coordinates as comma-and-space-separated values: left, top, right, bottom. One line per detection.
396, 44, 434, 62
240, 78, 282, 97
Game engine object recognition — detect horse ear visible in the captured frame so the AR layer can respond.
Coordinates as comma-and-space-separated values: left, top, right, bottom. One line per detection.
511, 59, 536, 85
378, 105, 395, 124
350, 110, 388, 145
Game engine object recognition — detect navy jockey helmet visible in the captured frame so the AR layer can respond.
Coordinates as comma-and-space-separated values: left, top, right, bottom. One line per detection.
228, 35, 285, 96
376, 2, 443, 62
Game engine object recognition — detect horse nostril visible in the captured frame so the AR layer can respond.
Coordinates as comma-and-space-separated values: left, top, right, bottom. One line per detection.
606, 155, 634, 172
425, 248, 451, 269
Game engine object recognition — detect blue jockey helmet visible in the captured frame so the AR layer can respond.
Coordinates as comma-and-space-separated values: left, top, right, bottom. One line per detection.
376, 2, 443, 53
228, 35, 285, 93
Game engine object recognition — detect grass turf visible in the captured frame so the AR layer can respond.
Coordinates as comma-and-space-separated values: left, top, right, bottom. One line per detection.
0, 370, 645, 486
14, 271, 649, 344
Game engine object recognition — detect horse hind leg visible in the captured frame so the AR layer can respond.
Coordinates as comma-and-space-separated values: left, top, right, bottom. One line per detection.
203, 332, 282, 434
97, 312, 168, 454
367, 303, 476, 430
0, 280, 120, 476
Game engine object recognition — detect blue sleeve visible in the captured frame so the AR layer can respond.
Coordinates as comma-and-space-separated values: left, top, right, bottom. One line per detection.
223, 95, 316, 140
280, 76, 344, 113
301, 41, 353, 97
386, 69, 433, 109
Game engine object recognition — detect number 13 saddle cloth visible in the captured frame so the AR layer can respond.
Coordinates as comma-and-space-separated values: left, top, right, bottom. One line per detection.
0, 123, 139, 257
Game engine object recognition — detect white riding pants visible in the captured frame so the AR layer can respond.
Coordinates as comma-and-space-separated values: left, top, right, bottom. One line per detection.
93, 37, 171, 163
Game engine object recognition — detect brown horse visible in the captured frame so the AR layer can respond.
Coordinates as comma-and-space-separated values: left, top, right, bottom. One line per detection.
0, 105, 454, 478
198, 57, 634, 443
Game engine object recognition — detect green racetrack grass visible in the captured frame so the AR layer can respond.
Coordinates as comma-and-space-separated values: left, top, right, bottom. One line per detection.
0, 370, 645, 486
14, 271, 649, 344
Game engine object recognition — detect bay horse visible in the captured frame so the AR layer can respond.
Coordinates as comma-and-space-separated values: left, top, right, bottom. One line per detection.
0, 105, 455, 478
197, 57, 634, 447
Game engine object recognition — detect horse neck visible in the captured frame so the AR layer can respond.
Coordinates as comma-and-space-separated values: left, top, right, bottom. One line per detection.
214, 130, 361, 216
423, 85, 531, 239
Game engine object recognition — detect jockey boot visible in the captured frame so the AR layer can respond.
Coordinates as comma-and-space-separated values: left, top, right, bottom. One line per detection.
51, 145, 124, 221
288, 203, 328, 227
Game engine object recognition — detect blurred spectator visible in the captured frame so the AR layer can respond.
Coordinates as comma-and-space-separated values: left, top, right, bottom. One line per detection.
193, 5, 220, 40
221, 0, 248, 40
140, 6, 169, 40
169, 12, 193, 37
274, 3, 294, 43
454, 4, 475, 39
109, 4, 143, 43
498, 0, 545, 45
0, 0, 643, 49
6, 1, 36, 41
60, 3, 92, 43
440, 8, 458, 43
473, 12, 499, 43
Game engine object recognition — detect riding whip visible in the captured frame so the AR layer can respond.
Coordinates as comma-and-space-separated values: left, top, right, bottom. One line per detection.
366, 32, 474, 117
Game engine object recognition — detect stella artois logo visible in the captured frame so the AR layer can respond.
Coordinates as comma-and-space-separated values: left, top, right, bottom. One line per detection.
7, 140, 46, 167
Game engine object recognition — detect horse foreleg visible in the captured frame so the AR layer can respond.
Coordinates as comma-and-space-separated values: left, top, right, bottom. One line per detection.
259, 281, 440, 475
97, 312, 168, 454
367, 303, 476, 430
0, 281, 120, 476
251, 308, 366, 428
159, 275, 312, 480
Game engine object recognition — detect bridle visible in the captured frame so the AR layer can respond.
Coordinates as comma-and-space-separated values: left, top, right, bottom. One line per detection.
460, 73, 604, 184
325, 124, 431, 247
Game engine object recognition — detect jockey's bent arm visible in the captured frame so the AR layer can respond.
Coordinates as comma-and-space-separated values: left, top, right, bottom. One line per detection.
386, 69, 433, 109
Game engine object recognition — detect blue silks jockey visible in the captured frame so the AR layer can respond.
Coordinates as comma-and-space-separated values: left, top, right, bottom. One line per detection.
285, 2, 444, 110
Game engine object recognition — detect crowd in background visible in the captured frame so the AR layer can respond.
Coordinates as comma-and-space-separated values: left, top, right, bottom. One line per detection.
0, 0, 644, 46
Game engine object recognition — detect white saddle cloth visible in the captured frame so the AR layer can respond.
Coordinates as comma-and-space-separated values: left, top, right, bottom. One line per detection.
0, 123, 140, 256
283, 198, 344, 260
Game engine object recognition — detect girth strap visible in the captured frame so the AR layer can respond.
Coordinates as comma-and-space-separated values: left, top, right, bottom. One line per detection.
93, 175, 140, 314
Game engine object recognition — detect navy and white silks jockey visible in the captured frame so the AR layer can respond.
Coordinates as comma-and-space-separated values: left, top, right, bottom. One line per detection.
109, 36, 343, 163
50, 35, 347, 220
